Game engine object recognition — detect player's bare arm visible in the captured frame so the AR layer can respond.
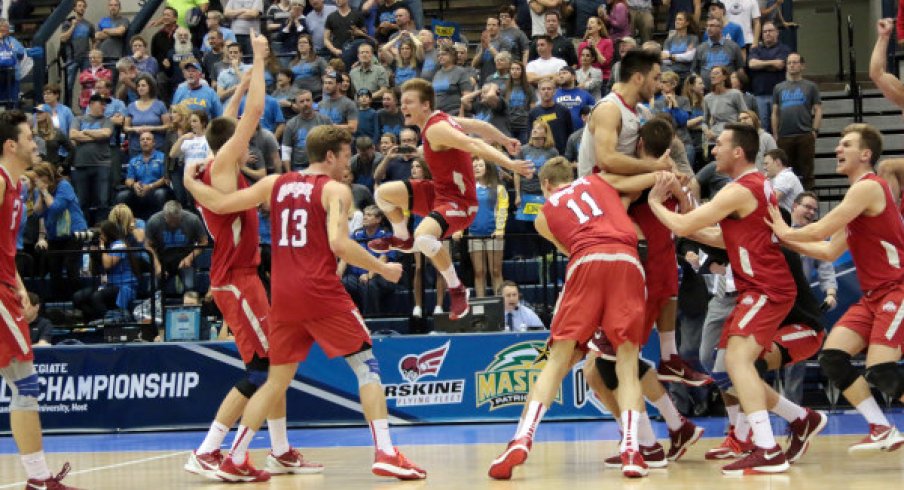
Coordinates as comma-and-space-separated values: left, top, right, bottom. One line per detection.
185, 166, 277, 214
878, 158, 904, 202
870, 19, 904, 108
688, 226, 726, 249
590, 103, 672, 175
324, 181, 402, 283
647, 175, 750, 237
425, 121, 534, 178
766, 178, 883, 242
533, 210, 569, 257
223, 70, 253, 120
780, 229, 849, 262
453, 117, 521, 156
599, 172, 657, 195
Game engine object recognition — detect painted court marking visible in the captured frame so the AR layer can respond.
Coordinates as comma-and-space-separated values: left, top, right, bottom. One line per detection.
0, 450, 188, 489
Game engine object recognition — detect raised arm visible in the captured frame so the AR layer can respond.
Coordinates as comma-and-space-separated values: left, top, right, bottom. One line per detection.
878, 158, 904, 201
223, 70, 253, 119
871, 19, 904, 108
184, 167, 276, 214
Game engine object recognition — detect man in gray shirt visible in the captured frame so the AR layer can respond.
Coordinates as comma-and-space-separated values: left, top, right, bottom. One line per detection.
305, 0, 338, 56
69, 94, 114, 223
281, 89, 333, 170
95, 0, 130, 59
317, 73, 359, 133
349, 44, 390, 101
225, 0, 263, 54
693, 17, 744, 90
145, 201, 209, 294
771, 52, 822, 190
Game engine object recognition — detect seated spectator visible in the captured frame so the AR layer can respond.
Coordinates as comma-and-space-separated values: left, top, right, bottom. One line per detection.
96, 79, 127, 130
282, 90, 332, 170
272, 69, 300, 120
129, 35, 160, 77
515, 119, 558, 207
0, 18, 26, 109
117, 131, 172, 219
39, 84, 76, 162
502, 281, 545, 331
73, 220, 141, 322
169, 108, 210, 204
32, 162, 89, 300
290, 34, 329, 100
342, 166, 375, 213
216, 42, 250, 102
374, 127, 419, 184
202, 11, 237, 52
459, 158, 508, 298
225, 0, 263, 55
163, 28, 203, 90
483, 51, 512, 92
96, 0, 130, 60
461, 83, 511, 136
145, 200, 209, 294
33, 106, 73, 168
528, 78, 572, 155
78, 50, 113, 111
355, 89, 380, 142
172, 60, 224, 119
417, 29, 439, 80
554, 66, 595, 131
340, 205, 399, 315
376, 90, 404, 138
350, 136, 380, 189
763, 148, 802, 212
26, 293, 54, 346
564, 106, 592, 163
730, 70, 757, 114
109, 203, 147, 250
245, 127, 280, 178
71, 94, 116, 223
125, 75, 170, 156
606, 36, 637, 93
115, 58, 140, 104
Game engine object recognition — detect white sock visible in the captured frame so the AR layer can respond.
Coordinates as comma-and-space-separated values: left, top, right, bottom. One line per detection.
771, 396, 807, 423
440, 265, 461, 289
649, 393, 684, 431
515, 401, 546, 440
369, 419, 394, 454
230, 425, 256, 464
21, 451, 51, 481
747, 410, 776, 449
856, 398, 891, 427
620, 410, 641, 452
198, 421, 230, 454
659, 331, 678, 359
391, 221, 410, 240
735, 412, 751, 442
726, 404, 740, 427
638, 411, 657, 446
267, 417, 290, 456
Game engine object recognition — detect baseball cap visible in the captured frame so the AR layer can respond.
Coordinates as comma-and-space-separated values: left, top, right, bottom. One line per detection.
357, 88, 372, 97
89, 94, 111, 104
180, 59, 201, 71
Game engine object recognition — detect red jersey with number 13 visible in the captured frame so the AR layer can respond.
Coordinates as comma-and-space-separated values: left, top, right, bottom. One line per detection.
422, 111, 477, 205
198, 158, 260, 286
541, 175, 637, 258
0, 167, 20, 289
269, 172, 356, 322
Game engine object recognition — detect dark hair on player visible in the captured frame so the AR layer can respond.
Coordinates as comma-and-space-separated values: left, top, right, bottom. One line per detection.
723, 123, 760, 163
638, 117, 674, 158
0, 110, 27, 152
619, 49, 661, 83
206, 117, 238, 154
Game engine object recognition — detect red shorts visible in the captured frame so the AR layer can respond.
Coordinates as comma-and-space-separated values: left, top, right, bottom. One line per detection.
764, 324, 826, 364
211, 268, 270, 364
551, 245, 646, 350
643, 251, 679, 301
641, 294, 674, 345
0, 286, 31, 368
269, 308, 372, 365
836, 284, 904, 349
719, 291, 795, 349
408, 179, 477, 238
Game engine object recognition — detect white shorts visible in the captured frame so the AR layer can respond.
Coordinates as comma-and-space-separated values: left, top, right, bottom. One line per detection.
468, 237, 504, 252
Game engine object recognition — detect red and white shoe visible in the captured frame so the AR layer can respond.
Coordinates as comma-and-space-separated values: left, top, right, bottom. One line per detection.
721, 444, 789, 476
266, 447, 324, 475
368, 235, 415, 254
705, 426, 754, 460
25, 463, 81, 490
215, 455, 271, 482
448, 285, 470, 320
849, 424, 904, 453
184, 450, 224, 479
667, 418, 704, 461
488, 436, 532, 480
605, 443, 667, 469
621, 449, 649, 478
372, 448, 427, 480
657, 355, 713, 387
785, 409, 828, 463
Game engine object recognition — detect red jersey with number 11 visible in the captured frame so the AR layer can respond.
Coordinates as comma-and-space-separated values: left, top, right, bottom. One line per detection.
541, 175, 637, 258
269, 172, 355, 322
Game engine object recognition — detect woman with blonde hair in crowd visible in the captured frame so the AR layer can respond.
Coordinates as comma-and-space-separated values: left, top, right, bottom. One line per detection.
409, 159, 448, 319
388, 37, 424, 86
33, 105, 72, 167
455, 157, 508, 297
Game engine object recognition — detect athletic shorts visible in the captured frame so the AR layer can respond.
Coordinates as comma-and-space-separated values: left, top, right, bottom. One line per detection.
765, 323, 825, 364
719, 291, 795, 349
836, 283, 904, 349
643, 252, 679, 301
551, 245, 646, 351
211, 268, 270, 364
467, 236, 504, 252
407, 179, 477, 238
0, 285, 31, 368
269, 308, 372, 365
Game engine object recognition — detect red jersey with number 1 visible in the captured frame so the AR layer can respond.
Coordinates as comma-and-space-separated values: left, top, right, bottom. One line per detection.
847, 173, 904, 295
198, 158, 260, 286
541, 175, 637, 258
422, 111, 477, 206
269, 172, 355, 322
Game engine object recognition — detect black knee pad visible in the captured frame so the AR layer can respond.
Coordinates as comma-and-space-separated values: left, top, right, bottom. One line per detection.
754, 358, 769, 379
638, 358, 651, 378
865, 362, 904, 400
595, 357, 619, 391
818, 349, 859, 392
235, 354, 270, 398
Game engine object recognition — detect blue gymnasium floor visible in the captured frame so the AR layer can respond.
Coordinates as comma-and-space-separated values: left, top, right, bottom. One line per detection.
1, 412, 901, 455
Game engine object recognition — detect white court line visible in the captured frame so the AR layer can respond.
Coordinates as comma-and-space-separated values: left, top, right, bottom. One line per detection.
0, 450, 188, 489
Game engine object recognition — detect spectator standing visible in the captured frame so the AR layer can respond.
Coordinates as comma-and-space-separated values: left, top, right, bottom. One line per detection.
342, 166, 375, 212
151, 7, 179, 72
166, 0, 210, 29
462, 83, 511, 136
115, 58, 140, 104
730, 70, 757, 113
702, 1, 745, 46
97, 79, 127, 129
484, 51, 513, 91
724, 0, 761, 50
554, 66, 595, 130
39, 84, 75, 161
501, 281, 545, 331
349, 43, 390, 101
163, 28, 202, 90
574, 0, 607, 38
473, 17, 512, 86
70, 94, 115, 223
526, 0, 561, 37
201, 29, 226, 80
0, 19, 26, 108
281, 90, 333, 170
577, 16, 613, 85
324, 0, 371, 69
129, 36, 160, 77
377, 90, 404, 138
516, 119, 558, 209
374, 127, 419, 184
290, 34, 329, 100
462, 158, 508, 297
272, 69, 300, 120
701, 66, 747, 152
738, 109, 775, 167
305, 0, 338, 57
455, 43, 480, 87
145, 201, 209, 294
387, 36, 423, 86
605, 36, 636, 93
432, 46, 474, 115
172, 60, 223, 118
355, 89, 380, 142
33, 106, 72, 168
201, 11, 237, 52
747, 20, 790, 134
374, 0, 407, 43
266, 0, 295, 53
627, 0, 654, 43
682, 73, 705, 169
216, 42, 250, 102
125, 75, 171, 155
350, 136, 381, 189
526, 36, 567, 84
417, 29, 439, 80
653, 71, 693, 164
693, 17, 744, 90
661, 11, 698, 81
318, 73, 359, 133
78, 50, 113, 111
530, 12, 578, 67
506, 60, 536, 144
528, 77, 572, 154
96, 0, 130, 60
499, 6, 530, 65
60, 0, 95, 74
763, 148, 802, 212
224, 0, 263, 55
771, 52, 821, 190
605, 0, 631, 41
117, 132, 172, 219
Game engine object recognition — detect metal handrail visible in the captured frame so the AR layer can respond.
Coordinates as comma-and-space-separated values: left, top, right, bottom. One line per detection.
28, 0, 75, 106
836, 0, 844, 81
848, 15, 862, 122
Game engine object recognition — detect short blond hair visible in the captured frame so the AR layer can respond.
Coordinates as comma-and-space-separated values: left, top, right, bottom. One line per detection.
538, 156, 574, 187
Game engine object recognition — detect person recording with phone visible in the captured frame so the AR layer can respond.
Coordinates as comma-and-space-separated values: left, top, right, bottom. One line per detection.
373, 126, 420, 184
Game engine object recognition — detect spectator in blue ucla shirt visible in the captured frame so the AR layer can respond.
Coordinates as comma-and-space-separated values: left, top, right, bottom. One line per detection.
340, 205, 399, 315
116, 131, 173, 220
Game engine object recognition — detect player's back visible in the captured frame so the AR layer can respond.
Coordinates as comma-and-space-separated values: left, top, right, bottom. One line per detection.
720, 171, 795, 298
421, 111, 477, 204
542, 175, 637, 258
269, 172, 355, 321
198, 158, 261, 285
0, 167, 19, 289
846, 173, 904, 294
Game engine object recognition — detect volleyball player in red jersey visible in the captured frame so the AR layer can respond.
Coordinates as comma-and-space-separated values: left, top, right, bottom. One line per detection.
368, 78, 534, 320
646, 123, 798, 475
185, 125, 426, 481
182, 31, 321, 482
0, 111, 80, 489
488, 158, 650, 479
768, 124, 904, 453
